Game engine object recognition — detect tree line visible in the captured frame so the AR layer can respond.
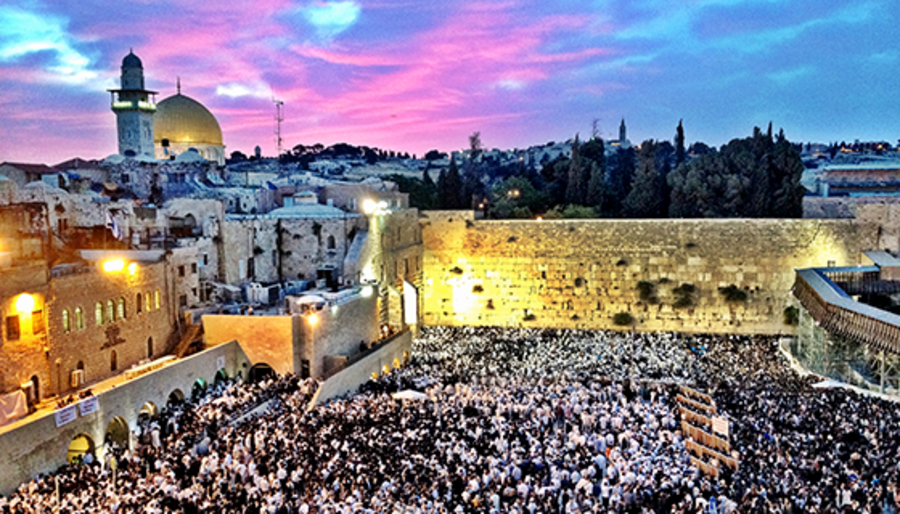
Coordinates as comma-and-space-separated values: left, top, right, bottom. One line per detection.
392, 122, 806, 219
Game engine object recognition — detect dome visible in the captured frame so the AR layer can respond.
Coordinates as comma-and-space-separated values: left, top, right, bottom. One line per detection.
154, 93, 223, 146
122, 51, 142, 69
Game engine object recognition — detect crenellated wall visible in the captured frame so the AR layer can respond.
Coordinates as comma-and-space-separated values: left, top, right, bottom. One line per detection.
421, 211, 876, 334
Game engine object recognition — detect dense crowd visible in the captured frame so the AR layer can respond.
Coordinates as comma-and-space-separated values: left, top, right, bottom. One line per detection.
1, 326, 899, 513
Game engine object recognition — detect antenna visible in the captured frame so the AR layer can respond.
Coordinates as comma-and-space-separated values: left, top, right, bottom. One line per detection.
273, 98, 284, 157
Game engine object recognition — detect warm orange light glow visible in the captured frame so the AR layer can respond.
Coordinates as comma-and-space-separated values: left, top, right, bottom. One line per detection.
127, 262, 138, 275
536, 216, 543, 222
307, 313, 319, 326
15, 293, 35, 313
103, 259, 126, 272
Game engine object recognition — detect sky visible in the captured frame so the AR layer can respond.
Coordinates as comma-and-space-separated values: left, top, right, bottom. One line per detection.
1, 0, 898, 164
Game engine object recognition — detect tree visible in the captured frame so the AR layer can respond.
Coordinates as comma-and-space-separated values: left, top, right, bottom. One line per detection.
491, 176, 548, 219
565, 135, 586, 205
468, 132, 483, 161
675, 119, 686, 167
623, 140, 663, 217
438, 157, 463, 209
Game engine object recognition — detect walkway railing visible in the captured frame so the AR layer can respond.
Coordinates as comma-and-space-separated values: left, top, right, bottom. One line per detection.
792, 268, 900, 355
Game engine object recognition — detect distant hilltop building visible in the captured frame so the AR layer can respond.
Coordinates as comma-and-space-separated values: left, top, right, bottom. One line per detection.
108, 50, 225, 166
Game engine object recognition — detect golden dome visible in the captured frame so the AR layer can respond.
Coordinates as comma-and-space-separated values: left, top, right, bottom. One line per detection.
153, 93, 223, 146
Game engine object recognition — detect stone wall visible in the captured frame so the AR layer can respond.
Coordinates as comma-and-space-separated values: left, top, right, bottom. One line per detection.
421, 211, 874, 334
0, 341, 247, 496
202, 314, 295, 375
311, 331, 412, 406
296, 293, 380, 378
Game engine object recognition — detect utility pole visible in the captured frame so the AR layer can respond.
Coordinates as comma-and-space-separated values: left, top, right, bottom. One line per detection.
273, 98, 285, 157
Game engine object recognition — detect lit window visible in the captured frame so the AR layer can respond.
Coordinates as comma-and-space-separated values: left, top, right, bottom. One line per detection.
117, 298, 126, 319
75, 307, 84, 330
106, 300, 115, 322
95, 302, 104, 325
62, 309, 70, 333
145, 291, 152, 312
154, 290, 161, 310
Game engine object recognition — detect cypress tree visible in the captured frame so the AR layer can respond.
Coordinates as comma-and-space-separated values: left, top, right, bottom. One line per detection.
675, 119, 686, 167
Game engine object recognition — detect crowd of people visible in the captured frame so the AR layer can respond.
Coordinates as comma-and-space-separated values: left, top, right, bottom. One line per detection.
1, 326, 899, 513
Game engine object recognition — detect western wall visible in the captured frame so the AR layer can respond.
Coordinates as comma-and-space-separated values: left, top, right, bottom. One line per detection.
421, 210, 883, 334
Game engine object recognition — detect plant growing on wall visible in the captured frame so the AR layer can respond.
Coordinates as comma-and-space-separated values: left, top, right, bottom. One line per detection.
449, 266, 463, 275
613, 312, 634, 326
719, 285, 748, 303
472, 284, 484, 293
672, 283, 697, 308
636, 281, 658, 304
783, 305, 800, 325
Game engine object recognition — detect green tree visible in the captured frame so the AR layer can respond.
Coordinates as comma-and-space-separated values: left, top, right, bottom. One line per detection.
565, 135, 586, 205
623, 140, 663, 217
675, 119, 686, 167
491, 176, 548, 219
438, 157, 463, 209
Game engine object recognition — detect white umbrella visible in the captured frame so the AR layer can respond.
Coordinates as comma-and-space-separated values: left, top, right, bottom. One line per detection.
391, 390, 430, 401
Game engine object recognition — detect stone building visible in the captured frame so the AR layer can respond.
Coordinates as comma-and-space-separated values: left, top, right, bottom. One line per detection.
47, 253, 177, 396
221, 192, 363, 289
0, 204, 51, 407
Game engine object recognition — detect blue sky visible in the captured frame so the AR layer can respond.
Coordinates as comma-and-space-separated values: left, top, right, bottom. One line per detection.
0, 0, 897, 163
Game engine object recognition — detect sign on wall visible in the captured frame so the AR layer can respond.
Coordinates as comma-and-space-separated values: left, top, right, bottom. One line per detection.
54, 405, 77, 427
78, 397, 98, 416
216, 356, 225, 371
712, 416, 729, 437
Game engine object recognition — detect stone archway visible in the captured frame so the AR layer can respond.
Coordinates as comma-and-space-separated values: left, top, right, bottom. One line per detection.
139, 402, 157, 420
105, 416, 130, 450
167, 389, 185, 406
67, 434, 95, 465
191, 378, 207, 399
214, 368, 228, 386
248, 363, 275, 383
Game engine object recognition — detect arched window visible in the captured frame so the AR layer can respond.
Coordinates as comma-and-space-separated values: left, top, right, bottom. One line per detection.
117, 297, 126, 319
106, 300, 115, 322
147, 337, 153, 359
136, 293, 143, 314
75, 307, 84, 330
145, 291, 152, 312
154, 289, 161, 310
95, 302, 104, 326
110, 350, 117, 372
327, 235, 336, 249
62, 309, 70, 333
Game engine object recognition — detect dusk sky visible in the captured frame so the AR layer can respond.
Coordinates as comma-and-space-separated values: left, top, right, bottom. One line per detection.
1, 0, 898, 164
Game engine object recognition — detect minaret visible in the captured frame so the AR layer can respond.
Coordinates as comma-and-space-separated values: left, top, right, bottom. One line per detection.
619, 118, 627, 143
108, 50, 157, 157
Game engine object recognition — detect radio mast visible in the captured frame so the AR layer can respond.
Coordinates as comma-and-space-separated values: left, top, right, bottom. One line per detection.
273, 98, 284, 157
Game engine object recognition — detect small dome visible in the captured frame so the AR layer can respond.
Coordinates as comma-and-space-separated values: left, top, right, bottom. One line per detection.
122, 51, 142, 69
154, 93, 223, 146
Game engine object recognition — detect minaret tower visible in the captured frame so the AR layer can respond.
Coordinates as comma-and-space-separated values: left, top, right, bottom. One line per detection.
108, 50, 157, 157
619, 118, 627, 143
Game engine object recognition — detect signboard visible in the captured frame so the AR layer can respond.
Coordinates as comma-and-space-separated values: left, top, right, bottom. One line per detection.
54, 405, 77, 427
78, 396, 98, 416
216, 356, 226, 371
712, 416, 729, 437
